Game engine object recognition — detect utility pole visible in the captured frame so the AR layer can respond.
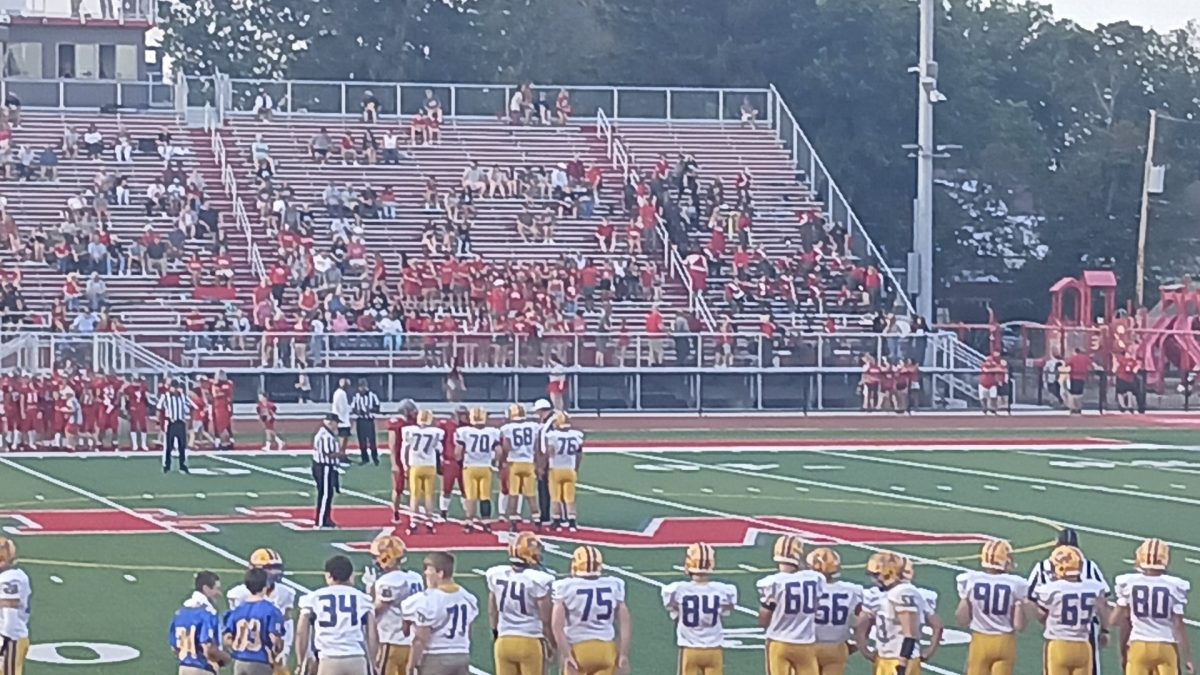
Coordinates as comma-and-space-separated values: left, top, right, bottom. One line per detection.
910, 0, 937, 321
1135, 109, 1158, 308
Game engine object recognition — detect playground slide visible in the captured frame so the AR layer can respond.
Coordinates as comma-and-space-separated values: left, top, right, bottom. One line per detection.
1137, 312, 1174, 389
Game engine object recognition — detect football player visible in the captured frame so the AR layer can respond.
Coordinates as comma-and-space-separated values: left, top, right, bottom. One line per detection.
1029, 545, 1110, 675
455, 407, 501, 532
552, 546, 632, 675
955, 539, 1028, 675
402, 552, 479, 675
385, 398, 418, 522
295, 556, 378, 675
662, 542, 738, 675
438, 405, 470, 520
1111, 539, 1193, 675
227, 548, 296, 675
543, 412, 584, 531
486, 532, 555, 675
222, 567, 285, 675
499, 403, 542, 530
856, 552, 926, 675
363, 535, 423, 675
808, 547, 865, 675
757, 535, 826, 675
169, 570, 230, 675
0, 537, 31, 675
403, 409, 444, 534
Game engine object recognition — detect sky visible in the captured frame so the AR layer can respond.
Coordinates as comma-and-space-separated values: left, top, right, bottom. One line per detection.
1046, 0, 1197, 32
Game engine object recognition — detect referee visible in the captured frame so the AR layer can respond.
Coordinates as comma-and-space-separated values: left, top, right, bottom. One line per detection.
350, 379, 381, 465
312, 413, 344, 529
532, 398, 555, 526
157, 381, 191, 474
1028, 528, 1110, 675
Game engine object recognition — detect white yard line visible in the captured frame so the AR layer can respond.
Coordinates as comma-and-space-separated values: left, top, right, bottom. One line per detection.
1021, 450, 1200, 478
818, 451, 1200, 509
210, 456, 968, 673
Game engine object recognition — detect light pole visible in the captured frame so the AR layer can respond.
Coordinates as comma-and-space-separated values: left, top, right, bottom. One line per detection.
909, 0, 941, 321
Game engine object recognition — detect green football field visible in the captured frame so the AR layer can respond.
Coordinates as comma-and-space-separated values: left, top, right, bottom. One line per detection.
2, 423, 1199, 675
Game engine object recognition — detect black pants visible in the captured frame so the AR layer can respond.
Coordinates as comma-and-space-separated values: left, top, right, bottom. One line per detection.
355, 417, 378, 463
537, 475, 551, 523
164, 420, 187, 471
312, 462, 339, 527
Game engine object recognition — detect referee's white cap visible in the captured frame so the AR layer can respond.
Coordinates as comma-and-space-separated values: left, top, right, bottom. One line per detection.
533, 399, 552, 412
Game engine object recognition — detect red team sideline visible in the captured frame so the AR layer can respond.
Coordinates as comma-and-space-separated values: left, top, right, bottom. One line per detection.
0, 368, 244, 452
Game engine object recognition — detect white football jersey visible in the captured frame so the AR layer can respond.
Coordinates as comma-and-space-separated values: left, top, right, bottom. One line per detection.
661, 580, 737, 648
401, 585, 478, 655
872, 582, 927, 659
456, 426, 501, 468
372, 569, 425, 646
228, 582, 297, 655
956, 571, 1027, 635
501, 421, 541, 463
813, 580, 864, 644
403, 426, 444, 467
1115, 573, 1189, 643
755, 570, 825, 644
0, 568, 31, 639
544, 429, 585, 470
552, 576, 626, 645
1033, 578, 1107, 642
299, 585, 373, 657
485, 565, 554, 638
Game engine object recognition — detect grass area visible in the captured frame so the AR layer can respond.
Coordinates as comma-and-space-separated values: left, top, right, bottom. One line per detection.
1, 435, 1198, 674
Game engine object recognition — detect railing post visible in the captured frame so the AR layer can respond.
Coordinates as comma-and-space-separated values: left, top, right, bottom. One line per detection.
396, 84, 403, 119
665, 90, 673, 121
717, 90, 724, 122
613, 89, 620, 120
286, 82, 293, 115
449, 84, 457, 117
340, 83, 347, 116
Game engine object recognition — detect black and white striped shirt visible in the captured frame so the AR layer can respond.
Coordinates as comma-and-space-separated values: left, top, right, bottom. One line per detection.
312, 427, 340, 465
350, 391, 380, 420
157, 392, 191, 423
1027, 556, 1110, 598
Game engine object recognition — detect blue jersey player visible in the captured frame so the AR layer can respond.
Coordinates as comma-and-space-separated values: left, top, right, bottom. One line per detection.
169, 571, 230, 675
222, 568, 285, 675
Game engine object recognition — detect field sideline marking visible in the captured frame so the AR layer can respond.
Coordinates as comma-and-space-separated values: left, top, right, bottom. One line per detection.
211, 456, 964, 672
817, 451, 1200, 509
620, 451, 1200, 628
0, 457, 495, 675
1022, 450, 1200, 477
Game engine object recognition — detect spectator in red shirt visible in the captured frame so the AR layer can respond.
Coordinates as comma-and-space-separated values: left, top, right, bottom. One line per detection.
1065, 348, 1092, 415
267, 261, 289, 304
645, 305, 665, 366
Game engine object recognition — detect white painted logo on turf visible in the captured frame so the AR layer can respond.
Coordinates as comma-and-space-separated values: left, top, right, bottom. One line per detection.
183, 467, 251, 477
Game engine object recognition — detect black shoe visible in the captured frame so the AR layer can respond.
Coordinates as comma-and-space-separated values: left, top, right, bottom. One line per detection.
372, 458, 380, 466
360, 459, 370, 465
179, 466, 189, 474
426, 522, 437, 534
163, 466, 170, 473
322, 521, 339, 529
406, 524, 418, 536
508, 521, 519, 533
392, 509, 401, 523
463, 523, 474, 534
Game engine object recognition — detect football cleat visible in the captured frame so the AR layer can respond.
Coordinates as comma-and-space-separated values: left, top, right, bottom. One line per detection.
508, 532, 544, 566
570, 545, 604, 577
684, 542, 717, 575
980, 539, 1014, 572
1135, 538, 1169, 571
772, 535, 805, 566
806, 547, 841, 578
369, 535, 407, 569
867, 552, 907, 587
1050, 545, 1084, 579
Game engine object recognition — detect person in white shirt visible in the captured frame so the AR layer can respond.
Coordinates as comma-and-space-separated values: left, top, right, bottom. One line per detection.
226, 548, 296, 675
362, 536, 424, 675
295, 555, 378, 675
0, 537, 31, 675
543, 411, 584, 531
552, 546, 631, 675
1111, 539, 1193, 675
486, 532, 555, 675
807, 547, 865, 675
1028, 546, 1110, 675
454, 407, 502, 532
331, 378, 352, 452
499, 404, 543, 529
403, 410, 444, 534
662, 542, 737, 675
756, 535, 826, 675
855, 552, 928, 675
953, 539, 1029, 675
402, 552, 478, 675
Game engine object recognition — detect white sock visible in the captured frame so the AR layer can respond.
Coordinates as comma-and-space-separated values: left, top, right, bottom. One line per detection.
439, 495, 451, 513
54, 433, 62, 446
138, 432, 147, 450
498, 495, 509, 517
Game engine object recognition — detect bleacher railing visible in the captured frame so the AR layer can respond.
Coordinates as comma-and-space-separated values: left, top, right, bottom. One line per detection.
4, 0, 158, 22
1, 78, 174, 110
204, 102, 266, 279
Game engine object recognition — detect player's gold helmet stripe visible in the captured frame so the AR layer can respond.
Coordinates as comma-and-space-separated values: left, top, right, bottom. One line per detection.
866, 551, 906, 585
772, 535, 805, 566
508, 532, 543, 566
806, 547, 841, 576
508, 403, 526, 420
417, 409, 435, 426
0, 536, 14, 565
571, 545, 603, 577
684, 542, 716, 574
1135, 538, 1169, 570
469, 407, 488, 426
981, 538, 1014, 571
